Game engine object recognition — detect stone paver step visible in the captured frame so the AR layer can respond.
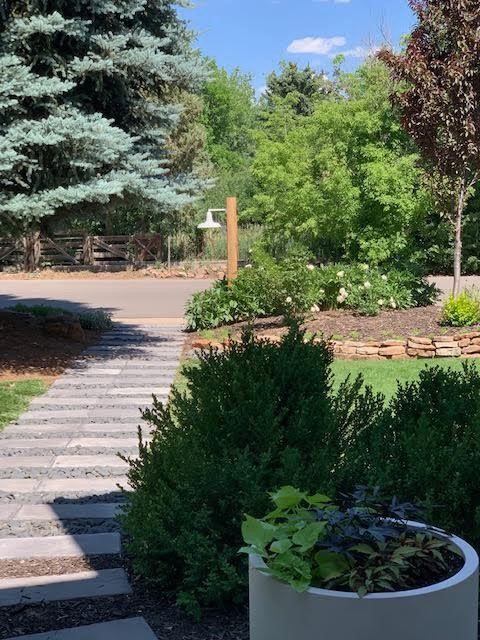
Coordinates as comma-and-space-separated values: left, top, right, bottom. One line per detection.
0, 437, 145, 454
0, 568, 131, 607
0, 532, 121, 559
0, 455, 129, 479
0, 503, 123, 521
0, 477, 128, 494
4, 617, 158, 640
0, 419, 146, 432
30, 397, 159, 407
17, 409, 146, 423
46, 388, 169, 398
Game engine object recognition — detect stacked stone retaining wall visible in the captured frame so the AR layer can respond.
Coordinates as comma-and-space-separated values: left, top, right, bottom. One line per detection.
192, 331, 480, 360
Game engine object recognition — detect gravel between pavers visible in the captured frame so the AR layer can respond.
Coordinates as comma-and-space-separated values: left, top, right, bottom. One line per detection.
0, 491, 127, 504
0, 554, 122, 579
0, 467, 128, 480
0, 446, 140, 456
0, 519, 121, 538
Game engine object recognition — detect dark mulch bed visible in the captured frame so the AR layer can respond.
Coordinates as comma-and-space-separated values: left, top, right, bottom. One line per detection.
0, 311, 100, 381
0, 581, 248, 640
185, 307, 480, 348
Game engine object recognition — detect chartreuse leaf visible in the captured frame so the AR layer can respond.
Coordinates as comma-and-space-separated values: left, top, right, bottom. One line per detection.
315, 550, 350, 581
307, 493, 332, 506
292, 521, 326, 552
270, 538, 293, 554
241, 516, 276, 553
270, 552, 312, 592
270, 486, 306, 509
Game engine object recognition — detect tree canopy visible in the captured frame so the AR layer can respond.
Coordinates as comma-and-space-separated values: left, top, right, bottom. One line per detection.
249, 60, 428, 265
0, 0, 206, 234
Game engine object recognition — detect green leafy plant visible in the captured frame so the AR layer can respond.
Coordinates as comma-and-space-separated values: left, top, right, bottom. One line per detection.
121, 324, 382, 614
441, 291, 480, 327
241, 486, 461, 596
77, 309, 113, 331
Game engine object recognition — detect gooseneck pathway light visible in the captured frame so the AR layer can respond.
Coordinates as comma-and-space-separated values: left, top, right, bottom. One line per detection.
197, 198, 238, 284
197, 209, 223, 230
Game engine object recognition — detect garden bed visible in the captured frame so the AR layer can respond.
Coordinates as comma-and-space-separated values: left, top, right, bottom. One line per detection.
1, 577, 249, 640
187, 306, 480, 360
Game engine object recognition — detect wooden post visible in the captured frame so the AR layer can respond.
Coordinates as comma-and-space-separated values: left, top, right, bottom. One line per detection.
23, 231, 41, 272
226, 196, 238, 284
83, 235, 94, 266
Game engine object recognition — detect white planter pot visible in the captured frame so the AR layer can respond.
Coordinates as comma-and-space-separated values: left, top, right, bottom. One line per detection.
249, 524, 479, 640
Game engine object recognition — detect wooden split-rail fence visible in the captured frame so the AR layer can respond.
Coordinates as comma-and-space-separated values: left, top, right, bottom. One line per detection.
0, 234, 164, 271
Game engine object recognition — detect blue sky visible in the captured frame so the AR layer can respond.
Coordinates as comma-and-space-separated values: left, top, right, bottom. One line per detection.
180, 0, 415, 91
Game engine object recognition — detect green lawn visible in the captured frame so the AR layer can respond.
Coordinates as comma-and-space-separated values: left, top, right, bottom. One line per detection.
175, 357, 479, 401
0, 380, 48, 430
332, 358, 480, 399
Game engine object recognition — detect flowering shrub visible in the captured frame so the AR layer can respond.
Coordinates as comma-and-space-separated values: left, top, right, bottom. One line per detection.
319, 264, 436, 316
185, 259, 437, 330
442, 291, 480, 327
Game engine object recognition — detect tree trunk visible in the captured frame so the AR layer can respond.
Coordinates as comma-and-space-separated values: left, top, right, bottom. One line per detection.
453, 182, 466, 297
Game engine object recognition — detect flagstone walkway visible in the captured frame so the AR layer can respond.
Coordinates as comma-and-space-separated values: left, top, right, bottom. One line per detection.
0, 324, 184, 639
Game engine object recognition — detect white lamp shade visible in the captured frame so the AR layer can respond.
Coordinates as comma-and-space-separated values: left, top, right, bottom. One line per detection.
198, 210, 222, 230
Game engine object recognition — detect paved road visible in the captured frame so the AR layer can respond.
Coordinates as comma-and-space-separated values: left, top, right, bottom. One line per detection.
429, 275, 480, 300
0, 275, 475, 320
0, 279, 212, 319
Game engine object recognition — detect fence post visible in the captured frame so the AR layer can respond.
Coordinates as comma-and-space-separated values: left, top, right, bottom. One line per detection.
23, 231, 41, 272
167, 236, 172, 271
83, 235, 94, 265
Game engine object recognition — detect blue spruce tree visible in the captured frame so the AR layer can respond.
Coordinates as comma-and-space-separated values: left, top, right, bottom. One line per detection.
0, 0, 206, 233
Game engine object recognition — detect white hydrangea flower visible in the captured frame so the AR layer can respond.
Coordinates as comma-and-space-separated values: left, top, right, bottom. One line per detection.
310, 304, 320, 313
319, 288, 325, 295
390, 297, 397, 309
378, 299, 385, 306
286, 296, 293, 304
360, 264, 369, 271
245, 264, 253, 269
364, 281, 372, 289
337, 271, 345, 278
337, 295, 345, 304
307, 264, 315, 271
381, 274, 388, 281
339, 287, 348, 297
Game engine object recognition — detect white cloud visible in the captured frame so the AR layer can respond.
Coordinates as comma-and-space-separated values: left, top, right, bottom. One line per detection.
287, 36, 346, 55
333, 45, 381, 58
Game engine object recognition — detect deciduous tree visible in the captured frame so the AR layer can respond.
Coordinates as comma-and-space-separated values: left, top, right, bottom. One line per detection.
379, 0, 480, 295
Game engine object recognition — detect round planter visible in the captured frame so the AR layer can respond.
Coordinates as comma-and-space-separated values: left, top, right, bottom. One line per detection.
249, 524, 479, 640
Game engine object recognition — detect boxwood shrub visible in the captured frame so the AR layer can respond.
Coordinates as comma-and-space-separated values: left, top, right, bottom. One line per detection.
121, 324, 382, 615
